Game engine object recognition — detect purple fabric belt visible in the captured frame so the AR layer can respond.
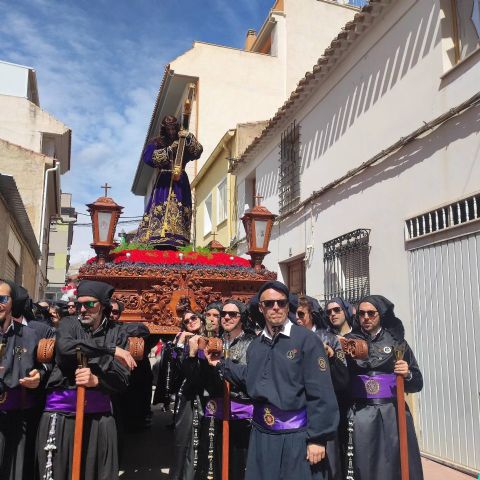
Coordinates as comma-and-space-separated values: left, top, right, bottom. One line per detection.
351, 374, 397, 399
45, 389, 111, 414
204, 397, 253, 420
252, 403, 307, 431
0, 387, 36, 411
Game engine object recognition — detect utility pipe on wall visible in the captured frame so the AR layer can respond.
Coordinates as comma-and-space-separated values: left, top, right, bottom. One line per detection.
35, 161, 60, 300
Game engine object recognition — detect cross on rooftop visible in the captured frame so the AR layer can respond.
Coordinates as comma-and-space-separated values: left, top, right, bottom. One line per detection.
101, 183, 111, 197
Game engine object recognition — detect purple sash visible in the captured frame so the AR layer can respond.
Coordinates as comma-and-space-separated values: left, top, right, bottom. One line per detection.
204, 397, 253, 420
351, 374, 397, 399
0, 387, 36, 411
45, 389, 111, 414
253, 403, 307, 431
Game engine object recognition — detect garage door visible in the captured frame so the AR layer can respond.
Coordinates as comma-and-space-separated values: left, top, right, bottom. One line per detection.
409, 232, 480, 472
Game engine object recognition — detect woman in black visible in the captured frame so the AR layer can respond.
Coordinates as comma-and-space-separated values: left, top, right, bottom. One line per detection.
345, 295, 423, 480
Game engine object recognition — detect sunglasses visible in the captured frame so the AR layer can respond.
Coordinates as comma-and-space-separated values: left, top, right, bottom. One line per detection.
327, 307, 342, 315
0, 295, 11, 304
184, 315, 199, 324
358, 310, 378, 319
67, 304, 76, 309
77, 300, 99, 309
111, 310, 120, 314
261, 299, 289, 309
296, 311, 306, 319
220, 311, 240, 318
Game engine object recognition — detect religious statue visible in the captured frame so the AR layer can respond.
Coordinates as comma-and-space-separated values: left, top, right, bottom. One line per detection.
134, 92, 203, 249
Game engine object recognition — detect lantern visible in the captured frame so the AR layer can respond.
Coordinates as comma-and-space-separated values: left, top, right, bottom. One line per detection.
87, 188, 123, 265
241, 197, 276, 272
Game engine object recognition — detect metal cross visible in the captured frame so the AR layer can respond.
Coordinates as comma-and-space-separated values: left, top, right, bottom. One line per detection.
101, 183, 111, 197
254, 195, 264, 206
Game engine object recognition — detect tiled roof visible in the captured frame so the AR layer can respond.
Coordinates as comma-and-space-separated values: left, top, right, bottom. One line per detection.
230, 0, 393, 174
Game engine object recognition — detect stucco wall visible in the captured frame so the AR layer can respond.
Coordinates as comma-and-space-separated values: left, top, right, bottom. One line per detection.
235, 0, 480, 338
0, 195, 38, 295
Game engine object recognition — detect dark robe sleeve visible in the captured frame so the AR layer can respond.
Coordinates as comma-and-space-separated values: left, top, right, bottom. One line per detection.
220, 352, 249, 392
403, 341, 423, 394
56, 317, 117, 360
302, 333, 340, 445
184, 134, 203, 161
328, 336, 350, 394
95, 358, 130, 394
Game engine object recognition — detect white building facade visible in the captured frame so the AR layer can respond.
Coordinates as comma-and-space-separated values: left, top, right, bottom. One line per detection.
0, 60, 72, 298
232, 0, 480, 473
131, 0, 359, 203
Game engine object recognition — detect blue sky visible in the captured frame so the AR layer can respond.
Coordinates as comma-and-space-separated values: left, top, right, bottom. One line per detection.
0, 0, 273, 264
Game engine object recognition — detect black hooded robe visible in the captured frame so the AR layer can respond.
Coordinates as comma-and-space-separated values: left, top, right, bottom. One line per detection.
345, 295, 423, 480
36, 316, 130, 480
0, 321, 52, 480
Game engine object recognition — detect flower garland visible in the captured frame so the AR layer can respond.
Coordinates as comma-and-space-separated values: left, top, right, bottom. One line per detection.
87, 249, 251, 268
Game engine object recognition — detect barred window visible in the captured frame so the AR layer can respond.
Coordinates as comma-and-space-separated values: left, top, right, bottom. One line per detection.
279, 121, 300, 214
323, 229, 370, 304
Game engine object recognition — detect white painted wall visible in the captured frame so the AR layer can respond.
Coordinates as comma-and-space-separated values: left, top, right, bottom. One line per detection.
235, 0, 480, 335
0, 61, 29, 99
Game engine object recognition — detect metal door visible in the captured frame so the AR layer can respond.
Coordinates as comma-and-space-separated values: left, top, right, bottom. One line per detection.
409, 232, 480, 472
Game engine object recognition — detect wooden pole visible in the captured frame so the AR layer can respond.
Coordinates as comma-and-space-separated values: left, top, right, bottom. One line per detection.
395, 342, 409, 480
222, 380, 231, 480
72, 348, 87, 480
396, 374, 409, 480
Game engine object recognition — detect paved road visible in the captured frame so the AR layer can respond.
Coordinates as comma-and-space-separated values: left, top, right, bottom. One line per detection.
119, 406, 476, 479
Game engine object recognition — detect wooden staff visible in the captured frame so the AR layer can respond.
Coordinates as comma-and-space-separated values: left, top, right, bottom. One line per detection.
72, 347, 88, 480
395, 342, 409, 480
222, 334, 231, 480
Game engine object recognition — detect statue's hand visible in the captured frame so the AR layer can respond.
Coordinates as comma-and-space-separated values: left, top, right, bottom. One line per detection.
178, 129, 189, 138
170, 140, 179, 150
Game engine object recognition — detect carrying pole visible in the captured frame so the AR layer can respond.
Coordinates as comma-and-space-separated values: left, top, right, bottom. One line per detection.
395, 343, 409, 480
72, 348, 87, 480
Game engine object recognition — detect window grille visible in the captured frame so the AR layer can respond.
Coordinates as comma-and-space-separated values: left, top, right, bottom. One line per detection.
279, 120, 301, 214
405, 193, 480, 240
323, 229, 370, 304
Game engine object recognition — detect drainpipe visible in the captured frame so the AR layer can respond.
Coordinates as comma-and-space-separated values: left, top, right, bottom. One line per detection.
35, 161, 60, 300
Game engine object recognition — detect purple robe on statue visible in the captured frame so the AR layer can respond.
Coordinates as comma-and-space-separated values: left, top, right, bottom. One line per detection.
134, 133, 203, 249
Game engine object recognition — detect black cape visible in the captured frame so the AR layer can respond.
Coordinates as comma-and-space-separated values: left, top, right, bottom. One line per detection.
36, 316, 130, 480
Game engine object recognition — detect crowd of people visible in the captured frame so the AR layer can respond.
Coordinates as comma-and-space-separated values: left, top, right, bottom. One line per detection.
0, 276, 424, 480
157, 280, 424, 480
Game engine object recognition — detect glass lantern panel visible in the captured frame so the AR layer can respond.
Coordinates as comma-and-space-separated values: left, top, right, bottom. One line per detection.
98, 211, 112, 242
254, 219, 268, 249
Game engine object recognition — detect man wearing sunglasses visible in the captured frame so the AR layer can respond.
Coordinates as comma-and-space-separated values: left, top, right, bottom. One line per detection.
207, 281, 339, 480
37, 280, 136, 480
0, 279, 53, 480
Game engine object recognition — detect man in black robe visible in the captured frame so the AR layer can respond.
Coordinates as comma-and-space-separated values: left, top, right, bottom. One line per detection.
207, 281, 339, 480
36, 280, 136, 480
0, 279, 52, 480
345, 295, 423, 480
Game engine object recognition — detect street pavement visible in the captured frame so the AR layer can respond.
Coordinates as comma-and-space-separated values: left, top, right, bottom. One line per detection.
119, 406, 476, 479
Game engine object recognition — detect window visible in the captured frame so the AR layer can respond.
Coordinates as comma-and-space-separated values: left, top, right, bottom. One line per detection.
405, 193, 480, 240
217, 178, 227, 225
287, 258, 306, 295
323, 229, 370, 304
204, 194, 213, 236
279, 121, 301, 214
452, 0, 480, 62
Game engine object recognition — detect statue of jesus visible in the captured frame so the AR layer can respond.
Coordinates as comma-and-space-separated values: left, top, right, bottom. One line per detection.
133, 115, 203, 249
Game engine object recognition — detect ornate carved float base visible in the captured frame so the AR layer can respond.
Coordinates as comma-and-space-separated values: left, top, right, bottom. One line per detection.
79, 258, 276, 334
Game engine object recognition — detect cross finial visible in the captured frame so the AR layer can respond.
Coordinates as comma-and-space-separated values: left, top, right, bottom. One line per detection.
254, 195, 264, 206
101, 183, 111, 197
212, 231, 217, 242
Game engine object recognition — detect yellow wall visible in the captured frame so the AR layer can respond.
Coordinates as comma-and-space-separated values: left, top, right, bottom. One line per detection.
194, 143, 236, 248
